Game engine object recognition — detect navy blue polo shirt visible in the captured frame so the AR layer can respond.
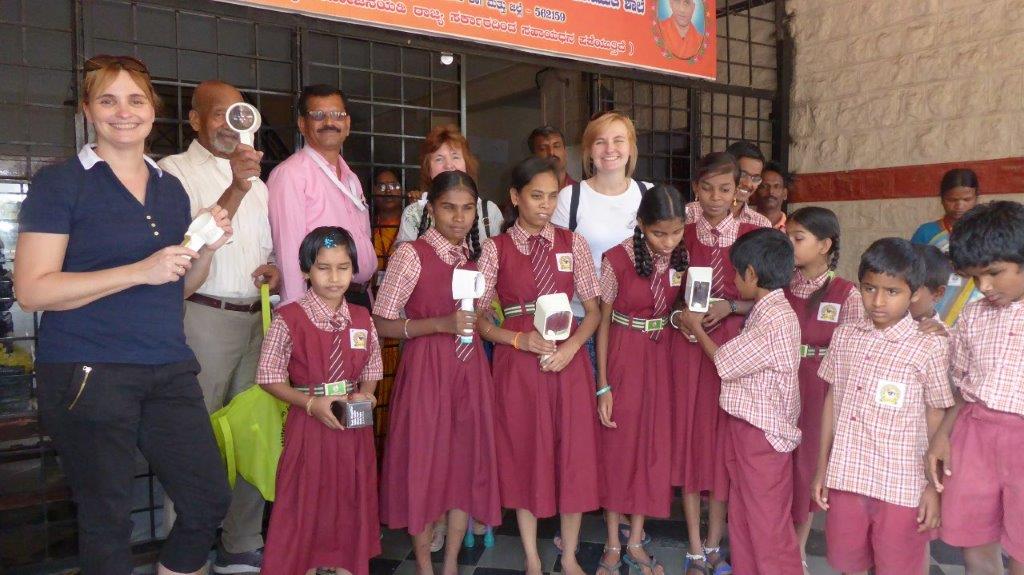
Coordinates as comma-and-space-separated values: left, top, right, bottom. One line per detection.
19, 146, 195, 364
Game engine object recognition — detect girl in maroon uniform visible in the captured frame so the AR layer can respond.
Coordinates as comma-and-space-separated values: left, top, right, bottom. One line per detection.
672, 152, 760, 575
477, 157, 601, 575
374, 171, 501, 575
595, 185, 688, 575
782, 206, 861, 566
258, 227, 382, 575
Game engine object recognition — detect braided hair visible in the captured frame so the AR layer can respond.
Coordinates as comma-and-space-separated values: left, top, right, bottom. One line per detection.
503, 156, 560, 232
632, 225, 653, 277
633, 184, 688, 277
419, 170, 484, 261
789, 206, 841, 314
416, 203, 432, 238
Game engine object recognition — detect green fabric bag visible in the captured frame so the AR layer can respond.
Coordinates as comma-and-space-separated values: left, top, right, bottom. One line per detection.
210, 284, 288, 501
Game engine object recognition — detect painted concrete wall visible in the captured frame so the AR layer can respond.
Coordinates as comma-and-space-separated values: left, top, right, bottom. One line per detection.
785, 0, 1024, 278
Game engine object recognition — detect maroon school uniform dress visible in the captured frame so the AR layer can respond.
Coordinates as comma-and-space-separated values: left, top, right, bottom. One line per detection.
783, 272, 858, 524
378, 233, 501, 535
670, 217, 759, 499
261, 297, 381, 575
480, 223, 601, 518
599, 240, 681, 517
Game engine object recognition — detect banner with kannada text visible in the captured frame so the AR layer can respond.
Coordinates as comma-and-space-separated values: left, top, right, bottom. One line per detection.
222, 0, 716, 79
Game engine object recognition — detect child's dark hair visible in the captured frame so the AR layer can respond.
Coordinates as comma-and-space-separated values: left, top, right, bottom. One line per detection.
725, 140, 766, 165
914, 244, 953, 292
695, 152, 740, 185
729, 228, 794, 290
633, 184, 688, 277
939, 168, 979, 197
858, 237, 925, 292
949, 201, 1024, 269
299, 226, 359, 274
417, 170, 483, 261
502, 156, 560, 232
790, 206, 841, 313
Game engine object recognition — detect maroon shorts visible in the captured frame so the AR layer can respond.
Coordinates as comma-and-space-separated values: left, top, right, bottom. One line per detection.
825, 489, 931, 575
941, 402, 1024, 561
724, 416, 803, 575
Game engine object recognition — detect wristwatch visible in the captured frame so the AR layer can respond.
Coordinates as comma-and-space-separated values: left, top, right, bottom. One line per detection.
726, 299, 738, 314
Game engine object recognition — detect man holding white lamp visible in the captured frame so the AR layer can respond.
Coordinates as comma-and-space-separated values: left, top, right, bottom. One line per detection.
158, 80, 277, 575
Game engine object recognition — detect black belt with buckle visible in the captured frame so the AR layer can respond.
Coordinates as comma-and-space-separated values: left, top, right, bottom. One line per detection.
187, 293, 260, 314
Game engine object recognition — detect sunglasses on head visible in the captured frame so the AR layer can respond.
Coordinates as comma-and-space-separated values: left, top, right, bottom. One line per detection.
84, 54, 150, 75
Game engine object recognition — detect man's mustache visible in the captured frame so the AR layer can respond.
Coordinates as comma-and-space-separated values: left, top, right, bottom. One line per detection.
317, 126, 342, 133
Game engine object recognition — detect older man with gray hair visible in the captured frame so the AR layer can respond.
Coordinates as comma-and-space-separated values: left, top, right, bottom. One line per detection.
158, 80, 277, 575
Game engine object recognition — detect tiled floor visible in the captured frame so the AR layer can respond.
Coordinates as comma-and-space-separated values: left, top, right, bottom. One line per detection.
129, 501, 981, 575
368, 506, 970, 575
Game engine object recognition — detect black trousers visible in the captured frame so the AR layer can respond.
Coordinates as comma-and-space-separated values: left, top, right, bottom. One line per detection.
36, 360, 231, 575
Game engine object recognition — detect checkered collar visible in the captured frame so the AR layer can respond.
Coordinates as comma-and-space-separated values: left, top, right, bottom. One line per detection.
423, 227, 470, 265
510, 221, 555, 246
695, 211, 738, 245
853, 312, 916, 341
299, 289, 351, 331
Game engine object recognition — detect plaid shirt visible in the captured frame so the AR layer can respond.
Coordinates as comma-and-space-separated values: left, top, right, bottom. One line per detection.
692, 210, 741, 249
686, 200, 771, 229
819, 314, 954, 507
950, 298, 1024, 417
599, 238, 670, 304
477, 221, 600, 311
714, 289, 802, 452
788, 270, 863, 325
372, 228, 471, 320
257, 290, 383, 385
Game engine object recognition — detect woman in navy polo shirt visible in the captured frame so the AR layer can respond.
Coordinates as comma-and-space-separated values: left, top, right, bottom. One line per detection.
14, 56, 233, 575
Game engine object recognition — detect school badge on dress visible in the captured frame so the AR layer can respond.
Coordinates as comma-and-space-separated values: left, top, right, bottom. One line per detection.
817, 302, 840, 323
349, 328, 368, 350
555, 253, 573, 272
669, 269, 683, 287
874, 379, 906, 410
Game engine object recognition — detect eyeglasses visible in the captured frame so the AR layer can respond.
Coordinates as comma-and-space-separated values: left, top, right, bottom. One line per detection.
305, 110, 349, 122
739, 170, 763, 185
375, 182, 402, 193
84, 54, 150, 75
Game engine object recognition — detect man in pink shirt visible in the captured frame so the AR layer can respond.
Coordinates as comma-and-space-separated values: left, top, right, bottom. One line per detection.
268, 85, 377, 306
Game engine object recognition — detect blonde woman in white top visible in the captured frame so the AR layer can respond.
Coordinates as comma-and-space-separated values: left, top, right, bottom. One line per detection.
550, 111, 654, 572
552, 111, 651, 344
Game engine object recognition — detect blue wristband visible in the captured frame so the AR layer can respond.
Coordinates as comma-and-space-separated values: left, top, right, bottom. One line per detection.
595, 385, 612, 397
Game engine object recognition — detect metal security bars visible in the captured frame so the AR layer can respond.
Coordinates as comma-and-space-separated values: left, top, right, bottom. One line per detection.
302, 30, 463, 449
0, 1, 77, 571
701, 0, 779, 159
83, 0, 299, 173
303, 30, 462, 195
0, 0, 77, 180
591, 76, 695, 196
